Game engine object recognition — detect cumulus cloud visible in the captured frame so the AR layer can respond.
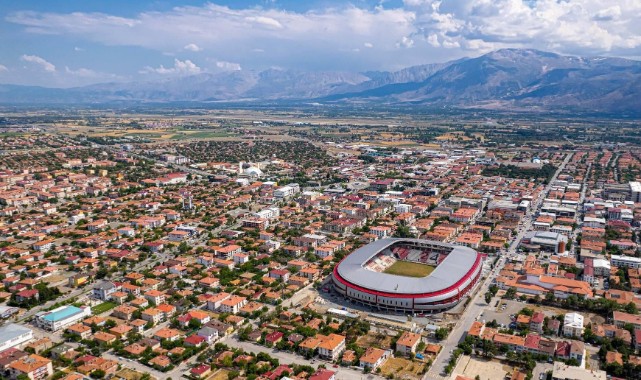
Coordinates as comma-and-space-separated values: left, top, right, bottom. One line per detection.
184, 43, 202, 52
6, 1, 641, 73
397, 36, 414, 48
140, 59, 201, 75
20, 54, 56, 72
215, 61, 241, 71
403, 0, 641, 55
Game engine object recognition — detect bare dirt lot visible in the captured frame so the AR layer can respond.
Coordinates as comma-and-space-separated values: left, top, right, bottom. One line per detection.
356, 332, 394, 350
380, 357, 427, 380
452, 355, 516, 380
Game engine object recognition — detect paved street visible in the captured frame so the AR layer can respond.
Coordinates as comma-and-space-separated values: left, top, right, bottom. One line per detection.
425, 153, 572, 379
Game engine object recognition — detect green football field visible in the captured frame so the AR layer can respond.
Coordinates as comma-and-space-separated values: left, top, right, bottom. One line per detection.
383, 261, 435, 278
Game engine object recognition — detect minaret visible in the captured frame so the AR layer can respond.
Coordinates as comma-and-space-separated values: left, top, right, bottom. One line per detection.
239, 162, 243, 174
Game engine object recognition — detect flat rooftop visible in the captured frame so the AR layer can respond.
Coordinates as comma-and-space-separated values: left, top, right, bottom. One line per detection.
0, 323, 32, 343
42, 305, 84, 322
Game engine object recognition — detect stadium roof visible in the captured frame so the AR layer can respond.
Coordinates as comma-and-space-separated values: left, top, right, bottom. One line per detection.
335, 238, 479, 295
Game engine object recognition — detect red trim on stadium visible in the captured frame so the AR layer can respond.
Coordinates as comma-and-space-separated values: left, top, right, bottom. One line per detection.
333, 253, 482, 299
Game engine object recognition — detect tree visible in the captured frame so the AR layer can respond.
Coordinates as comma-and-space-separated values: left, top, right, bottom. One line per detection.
435, 328, 449, 341
625, 302, 638, 314
505, 287, 517, 299
393, 223, 414, 238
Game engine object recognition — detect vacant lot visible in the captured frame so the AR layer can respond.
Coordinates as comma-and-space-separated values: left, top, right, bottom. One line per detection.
384, 261, 434, 278
92, 301, 117, 315
453, 356, 515, 380
207, 369, 230, 380
356, 332, 394, 350
380, 357, 426, 380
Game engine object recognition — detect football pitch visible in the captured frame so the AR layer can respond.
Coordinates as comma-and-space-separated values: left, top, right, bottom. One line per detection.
383, 261, 435, 278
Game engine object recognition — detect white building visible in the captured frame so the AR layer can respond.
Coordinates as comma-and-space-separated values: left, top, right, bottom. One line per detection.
34, 305, 91, 332
274, 184, 300, 199
563, 312, 584, 337
0, 324, 33, 352
611, 254, 641, 269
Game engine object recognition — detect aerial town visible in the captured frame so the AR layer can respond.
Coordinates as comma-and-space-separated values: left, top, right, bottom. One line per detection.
0, 110, 640, 380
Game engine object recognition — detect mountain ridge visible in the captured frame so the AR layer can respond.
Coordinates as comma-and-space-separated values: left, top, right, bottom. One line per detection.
1, 49, 640, 113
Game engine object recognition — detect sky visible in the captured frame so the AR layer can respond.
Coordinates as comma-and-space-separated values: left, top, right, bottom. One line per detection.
1, 0, 640, 88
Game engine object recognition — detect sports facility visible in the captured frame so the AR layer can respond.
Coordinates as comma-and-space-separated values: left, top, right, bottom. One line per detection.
383, 261, 434, 277
332, 238, 482, 313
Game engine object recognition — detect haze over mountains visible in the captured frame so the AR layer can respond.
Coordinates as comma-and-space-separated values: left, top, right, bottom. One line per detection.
1, 49, 640, 113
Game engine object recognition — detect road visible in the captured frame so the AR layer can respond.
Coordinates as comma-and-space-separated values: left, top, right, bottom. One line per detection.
425, 153, 572, 379
18, 287, 86, 323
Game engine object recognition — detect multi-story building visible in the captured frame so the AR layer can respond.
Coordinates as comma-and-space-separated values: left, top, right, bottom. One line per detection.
34, 306, 91, 332
563, 313, 584, 337
395, 332, 421, 356
7, 354, 53, 380
611, 255, 641, 269
219, 295, 247, 314
317, 334, 346, 361
0, 324, 33, 352
92, 281, 118, 301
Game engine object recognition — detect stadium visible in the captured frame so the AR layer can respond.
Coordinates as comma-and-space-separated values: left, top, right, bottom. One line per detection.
332, 238, 483, 313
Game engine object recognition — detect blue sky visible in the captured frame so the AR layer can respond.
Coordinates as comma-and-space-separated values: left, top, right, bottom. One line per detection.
1, 0, 640, 87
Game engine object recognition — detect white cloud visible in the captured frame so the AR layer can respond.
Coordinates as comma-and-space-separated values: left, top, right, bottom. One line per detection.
6, 1, 641, 73
74, 46, 84, 51
184, 43, 202, 52
65, 66, 97, 77
397, 36, 414, 48
245, 16, 283, 29
215, 61, 241, 71
0, 64, 7, 72
20, 54, 56, 72
140, 59, 201, 75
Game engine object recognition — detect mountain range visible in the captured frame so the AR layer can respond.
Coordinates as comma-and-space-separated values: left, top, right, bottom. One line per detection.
1, 49, 640, 113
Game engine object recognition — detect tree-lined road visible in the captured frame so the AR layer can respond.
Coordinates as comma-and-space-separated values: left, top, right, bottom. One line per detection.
425, 153, 572, 379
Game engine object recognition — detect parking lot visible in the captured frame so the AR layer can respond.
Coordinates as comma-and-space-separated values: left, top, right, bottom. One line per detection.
478, 299, 525, 328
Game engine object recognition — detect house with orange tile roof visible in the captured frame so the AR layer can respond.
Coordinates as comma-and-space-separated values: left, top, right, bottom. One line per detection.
219, 295, 247, 314
359, 347, 390, 371
8, 354, 53, 380
153, 328, 183, 342
143, 290, 165, 306
493, 333, 526, 352
93, 331, 117, 346
396, 331, 421, 356
317, 334, 346, 361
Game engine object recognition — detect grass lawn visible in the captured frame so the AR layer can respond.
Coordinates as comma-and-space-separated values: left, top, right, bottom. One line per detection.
383, 261, 434, 278
91, 301, 117, 314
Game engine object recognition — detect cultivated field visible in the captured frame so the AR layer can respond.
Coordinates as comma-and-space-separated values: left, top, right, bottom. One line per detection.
384, 261, 435, 278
